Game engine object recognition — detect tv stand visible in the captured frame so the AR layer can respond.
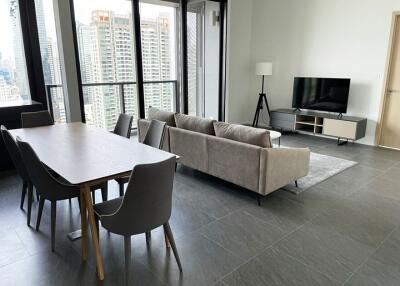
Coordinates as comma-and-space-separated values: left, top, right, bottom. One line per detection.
270, 109, 367, 145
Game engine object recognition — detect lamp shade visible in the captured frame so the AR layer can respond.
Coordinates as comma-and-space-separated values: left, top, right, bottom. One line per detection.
256, 62, 273, 76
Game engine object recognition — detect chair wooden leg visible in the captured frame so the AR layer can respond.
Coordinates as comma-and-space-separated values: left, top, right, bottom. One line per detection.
27, 183, 34, 226
163, 222, 182, 272
51, 201, 57, 252
124, 236, 131, 284
36, 198, 45, 231
119, 182, 124, 197
164, 229, 171, 248
101, 183, 108, 202
20, 181, 27, 210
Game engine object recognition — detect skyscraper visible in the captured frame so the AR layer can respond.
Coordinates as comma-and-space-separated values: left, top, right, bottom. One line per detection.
77, 9, 174, 130
8, 0, 30, 100
141, 14, 173, 113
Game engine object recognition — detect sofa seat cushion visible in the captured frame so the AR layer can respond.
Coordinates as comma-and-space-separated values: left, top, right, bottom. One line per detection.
174, 113, 216, 135
213, 122, 272, 148
148, 106, 176, 127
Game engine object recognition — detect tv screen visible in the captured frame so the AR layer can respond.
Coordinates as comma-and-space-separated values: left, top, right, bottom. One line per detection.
292, 77, 351, 113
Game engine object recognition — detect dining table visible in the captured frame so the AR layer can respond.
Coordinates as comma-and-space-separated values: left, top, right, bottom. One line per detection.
10, 122, 176, 280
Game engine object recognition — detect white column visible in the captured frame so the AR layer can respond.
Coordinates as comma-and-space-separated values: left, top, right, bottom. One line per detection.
53, 0, 82, 122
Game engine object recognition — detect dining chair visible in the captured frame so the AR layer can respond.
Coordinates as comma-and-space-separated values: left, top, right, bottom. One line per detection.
16, 138, 80, 252
93, 157, 181, 283
115, 119, 166, 196
21, 110, 54, 128
91, 113, 133, 203
1, 126, 35, 226
113, 113, 133, 138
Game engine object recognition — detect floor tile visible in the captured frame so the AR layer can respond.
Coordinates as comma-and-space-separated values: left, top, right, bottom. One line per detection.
140, 232, 244, 286
242, 192, 319, 233
199, 210, 286, 260
345, 228, 400, 286
223, 247, 340, 286
275, 221, 374, 283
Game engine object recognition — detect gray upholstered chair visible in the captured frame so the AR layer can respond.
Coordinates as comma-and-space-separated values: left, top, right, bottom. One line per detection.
16, 138, 80, 252
1, 126, 35, 226
21, 110, 54, 128
113, 113, 133, 138
91, 113, 133, 203
115, 119, 166, 196
93, 157, 181, 283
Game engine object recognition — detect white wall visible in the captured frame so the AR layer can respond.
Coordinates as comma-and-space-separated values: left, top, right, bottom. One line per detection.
225, 0, 254, 124
204, 1, 220, 119
226, 0, 400, 145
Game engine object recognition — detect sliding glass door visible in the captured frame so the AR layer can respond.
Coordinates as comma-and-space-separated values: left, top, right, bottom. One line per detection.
187, 0, 222, 119
140, 1, 179, 117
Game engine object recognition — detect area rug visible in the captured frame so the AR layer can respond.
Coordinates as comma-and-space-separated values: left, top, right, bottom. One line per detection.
283, 151, 358, 194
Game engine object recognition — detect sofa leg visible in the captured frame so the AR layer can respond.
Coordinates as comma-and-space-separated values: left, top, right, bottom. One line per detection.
295, 180, 298, 188
257, 195, 262, 206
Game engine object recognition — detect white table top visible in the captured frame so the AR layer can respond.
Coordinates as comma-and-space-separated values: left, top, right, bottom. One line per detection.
10, 123, 176, 185
269, 130, 282, 140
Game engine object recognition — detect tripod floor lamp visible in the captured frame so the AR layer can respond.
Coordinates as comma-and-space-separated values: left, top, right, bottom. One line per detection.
252, 62, 273, 127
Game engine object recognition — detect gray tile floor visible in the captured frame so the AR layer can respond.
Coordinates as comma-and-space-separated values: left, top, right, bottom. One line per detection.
1, 133, 400, 285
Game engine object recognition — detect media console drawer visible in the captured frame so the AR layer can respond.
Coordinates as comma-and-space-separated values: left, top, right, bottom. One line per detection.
323, 119, 357, 140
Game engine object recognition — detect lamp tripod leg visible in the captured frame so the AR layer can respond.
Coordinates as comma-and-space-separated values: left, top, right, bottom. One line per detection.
262, 94, 271, 117
252, 95, 263, 127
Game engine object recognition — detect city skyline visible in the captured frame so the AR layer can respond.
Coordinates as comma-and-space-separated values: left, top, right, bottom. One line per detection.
0, 0, 180, 130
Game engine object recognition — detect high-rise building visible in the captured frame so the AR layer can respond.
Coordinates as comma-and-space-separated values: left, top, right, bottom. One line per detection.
8, 0, 30, 100
77, 9, 174, 130
141, 14, 173, 113
34, 0, 52, 85
47, 39, 65, 122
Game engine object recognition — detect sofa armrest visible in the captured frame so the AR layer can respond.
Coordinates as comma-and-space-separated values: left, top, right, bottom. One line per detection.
259, 147, 310, 195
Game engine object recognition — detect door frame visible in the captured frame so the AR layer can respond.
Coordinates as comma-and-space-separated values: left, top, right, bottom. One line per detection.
376, 11, 400, 147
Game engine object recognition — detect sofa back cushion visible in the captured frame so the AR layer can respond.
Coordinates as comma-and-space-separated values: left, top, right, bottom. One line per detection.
174, 113, 216, 135
213, 122, 272, 148
148, 106, 176, 127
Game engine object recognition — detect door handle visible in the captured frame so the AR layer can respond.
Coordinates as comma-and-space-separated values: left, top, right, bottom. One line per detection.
387, 90, 399, 96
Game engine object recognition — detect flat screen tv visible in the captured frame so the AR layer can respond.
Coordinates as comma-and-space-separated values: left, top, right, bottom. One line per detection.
292, 77, 351, 114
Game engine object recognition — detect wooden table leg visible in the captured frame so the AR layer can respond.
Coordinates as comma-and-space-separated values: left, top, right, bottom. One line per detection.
80, 186, 88, 261
164, 229, 171, 248
83, 184, 105, 281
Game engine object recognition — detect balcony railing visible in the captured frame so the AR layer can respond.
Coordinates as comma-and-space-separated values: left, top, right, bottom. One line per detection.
46, 80, 179, 126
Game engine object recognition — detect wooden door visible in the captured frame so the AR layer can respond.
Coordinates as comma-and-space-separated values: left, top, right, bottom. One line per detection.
380, 14, 400, 149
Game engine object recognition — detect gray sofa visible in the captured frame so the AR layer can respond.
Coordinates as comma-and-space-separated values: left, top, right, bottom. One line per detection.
138, 108, 310, 197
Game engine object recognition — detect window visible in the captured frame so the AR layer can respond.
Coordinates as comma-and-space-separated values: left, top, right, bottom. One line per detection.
140, 2, 178, 116
73, 0, 138, 130
0, 0, 31, 105
73, 0, 179, 130
34, 0, 66, 123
